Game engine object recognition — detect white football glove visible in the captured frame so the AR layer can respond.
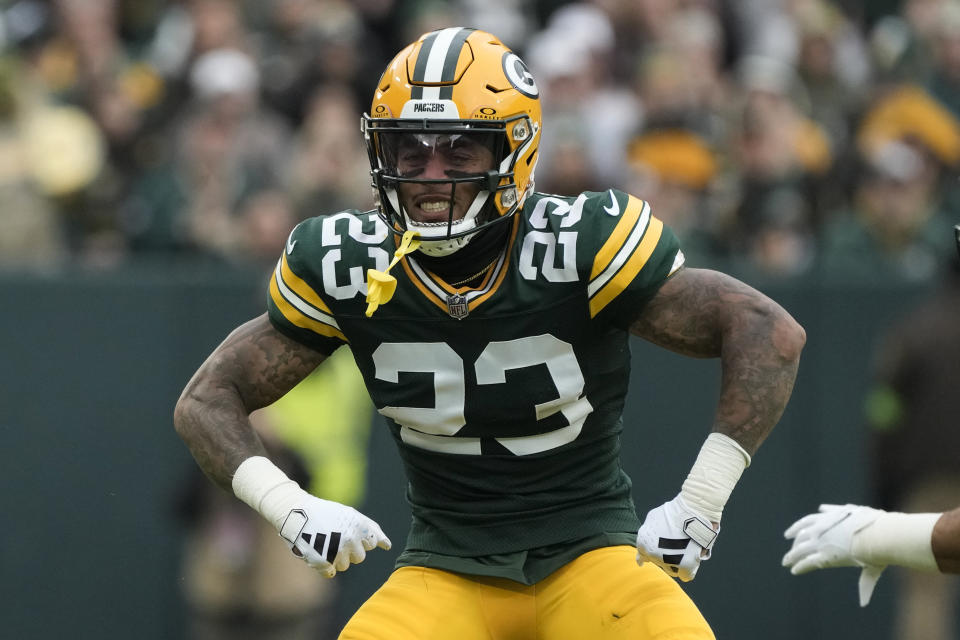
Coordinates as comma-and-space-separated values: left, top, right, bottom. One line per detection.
277, 495, 391, 577
782, 504, 885, 606
636, 494, 719, 582
232, 456, 391, 578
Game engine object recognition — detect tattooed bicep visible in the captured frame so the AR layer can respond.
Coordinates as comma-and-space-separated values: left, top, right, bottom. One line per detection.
204, 313, 328, 411
630, 267, 773, 358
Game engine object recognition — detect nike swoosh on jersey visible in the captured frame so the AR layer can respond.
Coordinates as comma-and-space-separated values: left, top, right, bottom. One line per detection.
286, 238, 298, 254
603, 190, 620, 216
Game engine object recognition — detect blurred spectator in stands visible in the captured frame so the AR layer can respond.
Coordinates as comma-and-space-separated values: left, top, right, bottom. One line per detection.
624, 127, 729, 268
51, 0, 162, 163
122, 48, 292, 259
526, 2, 639, 189
399, 1, 465, 50
725, 54, 829, 277
351, 0, 408, 67
246, 0, 367, 126
143, 0, 251, 126
793, 0, 871, 189
12, 0, 167, 265
176, 413, 336, 640
819, 85, 960, 282
20, 103, 110, 260
923, 0, 960, 118
0, 58, 71, 270
294, 5, 386, 123
288, 83, 374, 219
593, 0, 693, 84
188, 0, 248, 54
869, 0, 953, 85
451, 0, 533, 51
244, 0, 332, 126
640, 6, 731, 142
863, 253, 960, 639
869, 0, 960, 119
723, 0, 807, 73
238, 188, 297, 268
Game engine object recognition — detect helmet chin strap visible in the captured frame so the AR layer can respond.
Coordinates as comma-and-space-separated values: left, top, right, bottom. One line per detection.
386, 188, 492, 257
417, 235, 472, 257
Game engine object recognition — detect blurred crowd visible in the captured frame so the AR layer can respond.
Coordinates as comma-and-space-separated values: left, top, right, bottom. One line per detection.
1, 0, 959, 282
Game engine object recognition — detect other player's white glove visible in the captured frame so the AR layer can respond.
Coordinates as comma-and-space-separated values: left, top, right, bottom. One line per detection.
636, 495, 718, 582
783, 504, 939, 607
232, 456, 391, 577
782, 504, 885, 606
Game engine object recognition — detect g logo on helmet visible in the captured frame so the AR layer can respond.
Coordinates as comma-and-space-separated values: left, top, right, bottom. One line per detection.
502, 52, 538, 98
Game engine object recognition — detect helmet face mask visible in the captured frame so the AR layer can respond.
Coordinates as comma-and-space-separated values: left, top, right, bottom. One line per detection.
363, 28, 541, 256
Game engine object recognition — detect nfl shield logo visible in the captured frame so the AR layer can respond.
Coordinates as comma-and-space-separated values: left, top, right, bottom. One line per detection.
445, 293, 469, 319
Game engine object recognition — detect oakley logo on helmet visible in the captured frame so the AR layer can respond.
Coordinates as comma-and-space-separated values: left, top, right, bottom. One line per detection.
472, 106, 499, 120
502, 52, 538, 98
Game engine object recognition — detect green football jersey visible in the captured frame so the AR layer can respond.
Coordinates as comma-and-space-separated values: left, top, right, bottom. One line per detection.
267, 189, 684, 583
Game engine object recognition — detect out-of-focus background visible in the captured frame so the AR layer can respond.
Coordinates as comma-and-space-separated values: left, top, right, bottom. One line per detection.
1, 0, 959, 638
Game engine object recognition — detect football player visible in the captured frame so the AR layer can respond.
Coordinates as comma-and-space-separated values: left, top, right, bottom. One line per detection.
782, 225, 960, 608
175, 28, 806, 639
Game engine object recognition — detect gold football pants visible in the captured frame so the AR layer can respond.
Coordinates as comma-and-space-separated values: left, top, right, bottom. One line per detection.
339, 545, 714, 640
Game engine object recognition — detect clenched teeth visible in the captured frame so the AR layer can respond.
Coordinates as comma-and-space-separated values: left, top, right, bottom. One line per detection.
420, 200, 450, 212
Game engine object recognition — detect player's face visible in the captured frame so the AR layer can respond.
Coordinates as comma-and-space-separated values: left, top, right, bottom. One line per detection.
395, 133, 495, 223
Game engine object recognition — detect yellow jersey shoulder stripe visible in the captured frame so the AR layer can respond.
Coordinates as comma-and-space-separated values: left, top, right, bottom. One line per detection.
590, 195, 646, 281
279, 252, 334, 314
269, 257, 346, 341
588, 200, 665, 317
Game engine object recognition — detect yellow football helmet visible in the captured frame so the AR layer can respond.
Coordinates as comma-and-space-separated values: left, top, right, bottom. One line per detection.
362, 28, 542, 256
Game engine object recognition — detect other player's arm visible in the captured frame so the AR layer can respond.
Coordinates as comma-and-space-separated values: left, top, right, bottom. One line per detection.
174, 313, 390, 577
631, 267, 806, 580
934, 507, 960, 573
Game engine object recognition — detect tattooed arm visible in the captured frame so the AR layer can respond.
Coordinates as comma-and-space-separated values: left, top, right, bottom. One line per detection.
631, 267, 806, 455
174, 314, 391, 575
632, 267, 805, 579
173, 313, 327, 491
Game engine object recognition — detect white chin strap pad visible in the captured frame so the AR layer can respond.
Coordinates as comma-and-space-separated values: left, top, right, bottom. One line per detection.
418, 236, 471, 257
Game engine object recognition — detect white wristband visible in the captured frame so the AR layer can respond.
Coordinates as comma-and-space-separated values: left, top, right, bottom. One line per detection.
232, 456, 307, 530
680, 432, 751, 522
853, 511, 940, 571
